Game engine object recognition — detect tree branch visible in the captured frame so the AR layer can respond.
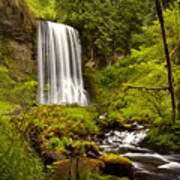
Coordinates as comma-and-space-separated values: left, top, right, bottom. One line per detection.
164, 40, 180, 63
124, 85, 169, 91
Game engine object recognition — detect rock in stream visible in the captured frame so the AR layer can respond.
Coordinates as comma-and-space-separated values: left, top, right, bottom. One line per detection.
98, 124, 180, 180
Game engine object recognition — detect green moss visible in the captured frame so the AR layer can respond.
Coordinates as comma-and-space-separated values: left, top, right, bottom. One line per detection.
99, 153, 133, 165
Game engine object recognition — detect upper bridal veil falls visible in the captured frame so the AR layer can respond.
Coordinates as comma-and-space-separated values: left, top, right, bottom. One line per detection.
37, 21, 89, 106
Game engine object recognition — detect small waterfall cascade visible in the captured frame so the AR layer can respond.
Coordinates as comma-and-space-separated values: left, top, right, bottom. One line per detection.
37, 21, 89, 106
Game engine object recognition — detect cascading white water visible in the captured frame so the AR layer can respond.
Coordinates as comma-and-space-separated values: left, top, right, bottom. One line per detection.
37, 21, 89, 106
98, 125, 180, 180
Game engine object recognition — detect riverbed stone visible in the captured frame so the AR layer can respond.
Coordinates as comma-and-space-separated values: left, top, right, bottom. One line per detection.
99, 153, 134, 178
78, 157, 105, 179
43, 150, 68, 164
53, 157, 105, 180
53, 159, 74, 180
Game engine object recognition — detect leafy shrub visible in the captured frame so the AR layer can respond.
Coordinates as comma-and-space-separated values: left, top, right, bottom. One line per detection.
0, 65, 37, 110
24, 0, 57, 20
0, 116, 47, 180
14, 105, 100, 153
11, 80, 38, 108
100, 65, 121, 88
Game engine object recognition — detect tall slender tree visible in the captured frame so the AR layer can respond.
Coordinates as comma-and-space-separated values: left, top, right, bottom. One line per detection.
155, 0, 176, 122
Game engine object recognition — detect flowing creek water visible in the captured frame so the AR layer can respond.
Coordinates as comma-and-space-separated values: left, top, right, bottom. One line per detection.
97, 123, 180, 180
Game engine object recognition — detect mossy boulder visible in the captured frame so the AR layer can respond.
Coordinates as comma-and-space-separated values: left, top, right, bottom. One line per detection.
69, 141, 100, 157
99, 153, 133, 165
78, 157, 105, 179
53, 157, 105, 180
99, 153, 134, 179
85, 142, 100, 157
43, 149, 68, 164
53, 159, 73, 180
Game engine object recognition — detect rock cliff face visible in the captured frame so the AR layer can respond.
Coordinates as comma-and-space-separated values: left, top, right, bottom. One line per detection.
0, 0, 36, 81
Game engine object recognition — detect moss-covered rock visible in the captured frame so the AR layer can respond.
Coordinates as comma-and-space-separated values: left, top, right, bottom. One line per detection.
53, 159, 72, 180
99, 153, 133, 179
99, 153, 133, 165
53, 157, 105, 180
78, 157, 105, 179
43, 149, 68, 164
69, 141, 100, 157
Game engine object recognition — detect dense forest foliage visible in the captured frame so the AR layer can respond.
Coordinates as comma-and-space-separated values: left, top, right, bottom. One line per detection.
0, 0, 180, 179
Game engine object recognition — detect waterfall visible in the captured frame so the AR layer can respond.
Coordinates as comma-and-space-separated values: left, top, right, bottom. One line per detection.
37, 21, 89, 106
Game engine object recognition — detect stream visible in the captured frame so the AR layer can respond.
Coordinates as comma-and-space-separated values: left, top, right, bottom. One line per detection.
98, 123, 180, 180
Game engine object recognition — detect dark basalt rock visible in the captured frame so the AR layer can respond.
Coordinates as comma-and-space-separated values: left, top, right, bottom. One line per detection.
99, 153, 134, 179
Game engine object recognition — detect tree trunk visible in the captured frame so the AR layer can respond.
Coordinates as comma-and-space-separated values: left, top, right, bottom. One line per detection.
155, 0, 176, 123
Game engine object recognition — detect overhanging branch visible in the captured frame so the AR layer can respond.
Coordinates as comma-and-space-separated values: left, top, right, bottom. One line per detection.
124, 85, 169, 91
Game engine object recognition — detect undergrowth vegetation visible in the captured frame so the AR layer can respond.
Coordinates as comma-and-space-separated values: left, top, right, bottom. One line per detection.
13, 104, 130, 156
0, 116, 47, 180
0, 65, 37, 110
14, 105, 98, 153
